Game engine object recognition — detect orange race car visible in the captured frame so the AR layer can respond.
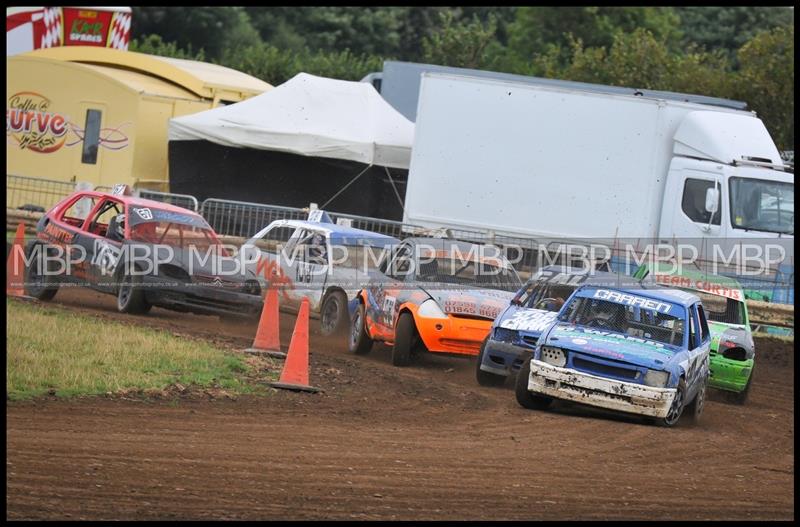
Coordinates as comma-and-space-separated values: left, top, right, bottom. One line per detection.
349, 237, 522, 366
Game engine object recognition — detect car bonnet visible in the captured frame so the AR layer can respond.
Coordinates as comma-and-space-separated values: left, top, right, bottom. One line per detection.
543, 322, 681, 369
421, 286, 515, 320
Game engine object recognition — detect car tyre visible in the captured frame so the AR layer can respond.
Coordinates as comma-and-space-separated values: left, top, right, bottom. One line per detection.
392, 312, 415, 367
349, 302, 374, 355
685, 377, 707, 424
515, 359, 553, 410
732, 367, 753, 405
476, 337, 506, 387
24, 241, 59, 301
320, 290, 349, 337
117, 266, 152, 314
657, 378, 687, 427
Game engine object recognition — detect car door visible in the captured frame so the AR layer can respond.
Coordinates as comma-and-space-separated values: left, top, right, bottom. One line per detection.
83, 197, 126, 291
246, 223, 301, 305
684, 303, 711, 399
287, 228, 330, 312
368, 241, 413, 336
42, 193, 97, 285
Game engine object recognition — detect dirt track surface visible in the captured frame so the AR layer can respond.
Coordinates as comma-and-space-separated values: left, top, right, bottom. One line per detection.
6, 289, 795, 520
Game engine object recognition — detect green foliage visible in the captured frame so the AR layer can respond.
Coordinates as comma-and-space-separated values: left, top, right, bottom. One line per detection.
129, 34, 205, 61
734, 26, 794, 150
131, 7, 259, 60
421, 11, 498, 69
126, 7, 793, 148
219, 43, 383, 85
675, 6, 794, 62
508, 7, 682, 65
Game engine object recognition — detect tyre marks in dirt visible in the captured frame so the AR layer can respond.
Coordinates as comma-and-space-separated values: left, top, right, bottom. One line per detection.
6, 289, 795, 520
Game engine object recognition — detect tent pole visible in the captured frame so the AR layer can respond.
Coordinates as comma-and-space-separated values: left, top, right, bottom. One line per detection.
320, 163, 373, 209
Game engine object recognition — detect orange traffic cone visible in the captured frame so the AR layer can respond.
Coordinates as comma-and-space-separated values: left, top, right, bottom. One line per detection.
269, 297, 320, 393
244, 286, 285, 359
6, 223, 27, 298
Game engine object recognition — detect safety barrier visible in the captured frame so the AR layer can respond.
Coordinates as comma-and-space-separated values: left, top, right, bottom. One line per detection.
137, 189, 199, 212
6, 174, 77, 211
200, 199, 309, 238
5, 175, 795, 305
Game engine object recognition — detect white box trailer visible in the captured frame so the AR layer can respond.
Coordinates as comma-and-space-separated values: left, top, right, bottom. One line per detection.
405, 73, 793, 251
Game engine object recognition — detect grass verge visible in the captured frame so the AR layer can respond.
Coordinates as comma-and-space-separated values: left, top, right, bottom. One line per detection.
7, 298, 275, 400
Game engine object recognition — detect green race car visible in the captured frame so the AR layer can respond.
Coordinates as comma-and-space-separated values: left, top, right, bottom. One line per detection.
636, 264, 755, 404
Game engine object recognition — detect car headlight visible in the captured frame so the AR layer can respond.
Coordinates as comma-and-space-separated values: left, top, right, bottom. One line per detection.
643, 369, 670, 388
418, 299, 448, 319
540, 346, 566, 367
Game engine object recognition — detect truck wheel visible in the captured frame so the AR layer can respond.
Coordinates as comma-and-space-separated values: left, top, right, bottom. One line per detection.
476, 338, 506, 387
349, 302, 373, 355
657, 378, 687, 427
732, 368, 753, 405
320, 290, 348, 337
515, 359, 552, 410
117, 267, 152, 314
392, 312, 415, 367
685, 378, 707, 424
24, 241, 59, 301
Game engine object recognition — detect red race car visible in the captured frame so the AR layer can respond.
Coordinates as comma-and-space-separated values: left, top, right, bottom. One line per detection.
25, 186, 263, 318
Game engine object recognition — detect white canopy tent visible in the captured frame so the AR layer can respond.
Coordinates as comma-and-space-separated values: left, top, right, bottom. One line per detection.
169, 72, 414, 170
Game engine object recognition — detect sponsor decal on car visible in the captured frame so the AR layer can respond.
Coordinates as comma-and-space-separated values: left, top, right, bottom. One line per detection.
592, 289, 673, 314
498, 309, 557, 332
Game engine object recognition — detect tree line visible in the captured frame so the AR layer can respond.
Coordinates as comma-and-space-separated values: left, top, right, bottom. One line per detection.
129, 7, 794, 150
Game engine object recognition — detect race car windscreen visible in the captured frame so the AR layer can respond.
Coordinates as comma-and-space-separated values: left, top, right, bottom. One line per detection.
516, 283, 577, 311
414, 250, 520, 291
560, 291, 687, 347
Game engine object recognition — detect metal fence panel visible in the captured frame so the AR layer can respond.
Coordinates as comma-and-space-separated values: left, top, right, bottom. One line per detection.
200, 199, 308, 238
6, 174, 77, 211
137, 189, 199, 211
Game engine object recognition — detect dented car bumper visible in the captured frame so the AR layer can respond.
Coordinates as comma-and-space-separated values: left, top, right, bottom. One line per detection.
527, 359, 677, 418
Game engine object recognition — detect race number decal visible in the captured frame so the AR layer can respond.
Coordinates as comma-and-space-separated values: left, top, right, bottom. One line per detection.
92, 240, 121, 276
135, 207, 153, 220
295, 261, 312, 284
383, 295, 396, 315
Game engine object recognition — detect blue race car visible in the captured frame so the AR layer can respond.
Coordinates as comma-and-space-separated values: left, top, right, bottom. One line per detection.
476, 266, 634, 387
515, 284, 711, 427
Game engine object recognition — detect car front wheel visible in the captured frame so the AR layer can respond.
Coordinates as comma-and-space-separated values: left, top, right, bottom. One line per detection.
657, 378, 687, 427
320, 290, 348, 337
24, 241, 59, 301
117, 267, 152, 314
349, 302, 374, 355
685, 378, 707, 424
515, 359, 553, 410
732, 367, 753, 405
392, 312, 415, 367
